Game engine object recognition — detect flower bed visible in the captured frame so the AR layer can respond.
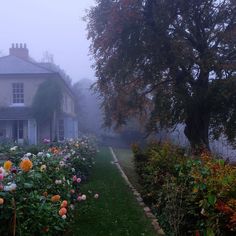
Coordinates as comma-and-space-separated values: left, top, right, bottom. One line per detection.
0, 137, 98, 236
133, 142, 236, 236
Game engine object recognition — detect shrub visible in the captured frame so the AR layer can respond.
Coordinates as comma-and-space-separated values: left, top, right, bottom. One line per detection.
133, 142, 236, 236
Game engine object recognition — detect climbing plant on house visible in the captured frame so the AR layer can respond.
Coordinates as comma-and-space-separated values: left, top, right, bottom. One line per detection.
32, 78, 63, 124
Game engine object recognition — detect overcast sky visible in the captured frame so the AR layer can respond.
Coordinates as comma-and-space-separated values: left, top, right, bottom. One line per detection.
0, 0, 96, 83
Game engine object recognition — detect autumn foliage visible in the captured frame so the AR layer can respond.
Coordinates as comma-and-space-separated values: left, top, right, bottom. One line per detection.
133, 143, 236, 235
87, 0, 236, 151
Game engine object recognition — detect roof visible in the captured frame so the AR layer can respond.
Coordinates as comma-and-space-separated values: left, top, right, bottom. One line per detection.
0, 107, 33, 120
0, 55, 54, 74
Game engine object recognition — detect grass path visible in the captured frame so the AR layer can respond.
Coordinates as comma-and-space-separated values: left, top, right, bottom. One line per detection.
112, 148, 141, 191
71, 147, 156, 236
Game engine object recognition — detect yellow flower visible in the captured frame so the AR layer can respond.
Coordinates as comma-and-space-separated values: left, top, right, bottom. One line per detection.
20, 159, 33, 172
40, 165, 47, 172
4, 161, 12, 171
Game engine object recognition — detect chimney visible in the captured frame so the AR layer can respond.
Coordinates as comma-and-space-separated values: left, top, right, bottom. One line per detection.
9, 43, 29, 60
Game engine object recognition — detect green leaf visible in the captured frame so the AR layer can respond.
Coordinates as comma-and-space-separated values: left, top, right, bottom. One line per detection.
208, 194, 216, 206
24, 182, 34, 189
206, 228, 215, 236
219, 159, 225, 166
34, 172, 42, 179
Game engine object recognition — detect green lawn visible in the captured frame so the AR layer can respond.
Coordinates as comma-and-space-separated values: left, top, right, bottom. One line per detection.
71, 148, 156, 236
112, 148, 141, 191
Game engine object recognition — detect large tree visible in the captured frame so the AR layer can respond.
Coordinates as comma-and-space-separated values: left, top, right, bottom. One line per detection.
87, 0, 236, 151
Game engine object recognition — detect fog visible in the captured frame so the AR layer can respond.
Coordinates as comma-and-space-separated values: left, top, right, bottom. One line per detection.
0, 0, 96, 82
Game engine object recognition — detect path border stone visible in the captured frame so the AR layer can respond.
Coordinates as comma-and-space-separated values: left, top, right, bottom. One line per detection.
109, 147, 165, 236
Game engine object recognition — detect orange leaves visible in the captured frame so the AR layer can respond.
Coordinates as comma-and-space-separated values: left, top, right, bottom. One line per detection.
215, 200, 233, 215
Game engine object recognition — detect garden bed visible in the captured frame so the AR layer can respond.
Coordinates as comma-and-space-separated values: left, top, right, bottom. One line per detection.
133, 142, 236, 236
0, 137, 97, 236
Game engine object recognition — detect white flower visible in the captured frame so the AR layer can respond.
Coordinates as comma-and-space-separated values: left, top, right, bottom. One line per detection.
55, 180, 62, 184
0, 167, 7, 176
81, 194, 86, 201
37, 152, 43, 157
25, 153, 32, 157
61, 215, 67, 220
10, 146, 18, 151
4, 183, 17, 191
59, 161, 65, 167
10, 183, 17, 191
70, 204, 75, 210
71, 168, 75, 172
46, 153, 51, 158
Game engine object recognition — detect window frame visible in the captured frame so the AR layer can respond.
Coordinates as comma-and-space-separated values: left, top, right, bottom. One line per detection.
12, 83, 24, 105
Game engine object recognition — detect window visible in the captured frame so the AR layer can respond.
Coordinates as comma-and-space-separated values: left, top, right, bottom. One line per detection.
12, 83, 24, 104
58, 119, 64, 141
13, 120, 24, 141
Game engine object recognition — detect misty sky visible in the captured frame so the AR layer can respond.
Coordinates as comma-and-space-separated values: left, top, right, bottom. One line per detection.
0, 0, 96, 83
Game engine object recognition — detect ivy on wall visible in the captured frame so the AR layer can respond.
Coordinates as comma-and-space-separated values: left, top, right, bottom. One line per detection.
32, 79, 63, 123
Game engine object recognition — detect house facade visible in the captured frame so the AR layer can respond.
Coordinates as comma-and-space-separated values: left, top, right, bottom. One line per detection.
0, 43, 78, 144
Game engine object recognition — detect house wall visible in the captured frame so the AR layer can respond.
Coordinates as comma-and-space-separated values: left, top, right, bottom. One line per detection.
0, 75, 77, 115
0, 75, 78, 144
62, 91, 76, 116
0, 76, 47, 107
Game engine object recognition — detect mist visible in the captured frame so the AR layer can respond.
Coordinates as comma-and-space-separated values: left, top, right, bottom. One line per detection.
0, 0, 96, 82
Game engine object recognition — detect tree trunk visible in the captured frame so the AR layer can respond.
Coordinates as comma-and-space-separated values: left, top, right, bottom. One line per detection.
183, 69, 210, 154
184, 108, 210, 154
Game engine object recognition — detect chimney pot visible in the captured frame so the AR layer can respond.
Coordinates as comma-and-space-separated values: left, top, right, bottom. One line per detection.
9, 43, 29, 60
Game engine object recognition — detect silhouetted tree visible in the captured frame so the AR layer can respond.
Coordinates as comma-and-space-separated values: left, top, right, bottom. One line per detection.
87, 0, 236, 151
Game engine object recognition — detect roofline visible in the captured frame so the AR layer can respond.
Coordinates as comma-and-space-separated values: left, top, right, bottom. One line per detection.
0, 55, 55, 74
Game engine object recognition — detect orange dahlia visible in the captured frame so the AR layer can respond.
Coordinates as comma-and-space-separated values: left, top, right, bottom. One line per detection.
4, 160, 12, 171
20, 159, 33, 172
51, 195, 61, 202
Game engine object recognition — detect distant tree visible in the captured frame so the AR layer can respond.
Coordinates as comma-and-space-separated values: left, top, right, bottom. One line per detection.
73, 79, 103, 135
87, 0, 236, 151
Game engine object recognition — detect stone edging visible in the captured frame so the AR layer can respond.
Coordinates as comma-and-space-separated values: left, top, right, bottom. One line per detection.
109, 147, 165, 235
